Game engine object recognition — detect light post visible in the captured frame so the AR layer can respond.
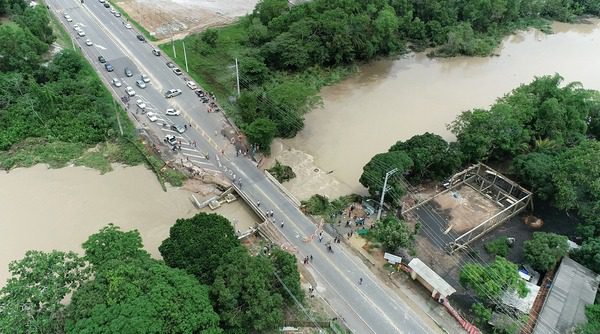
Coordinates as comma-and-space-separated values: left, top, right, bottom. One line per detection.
376, 168, 398, 221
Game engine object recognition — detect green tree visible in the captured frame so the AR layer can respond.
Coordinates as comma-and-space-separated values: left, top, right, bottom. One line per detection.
253, 0, 288, 25
579, 304, 600, 334
484, 237, 510, 258
460, 256, 528, 301
523, 232, 569, 272
14, 6, 55, 45
0, 250, 89, 334
270, 249, 303, 304
511, 152, 557, 200
243, 117, 277, 152
572, 238, 600, 274
359, 151, 413, 201
371, 216, 415, 252
82, 223, 147, 267
159, 213, 241, 284
211, 248, 283, 333
201, 29, 218, 47
470, 302, 492, 327
0, 24, 47, 72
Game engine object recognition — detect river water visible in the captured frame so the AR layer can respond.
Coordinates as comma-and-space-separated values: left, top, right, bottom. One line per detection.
0, 165, 259, 286
274, 20, 600, 199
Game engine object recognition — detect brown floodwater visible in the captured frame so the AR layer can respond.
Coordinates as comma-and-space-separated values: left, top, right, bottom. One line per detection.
278, 20, 600, 197
0, 165, 259, 286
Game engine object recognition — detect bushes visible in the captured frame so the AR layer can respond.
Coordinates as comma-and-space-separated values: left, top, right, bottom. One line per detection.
484, 238, 510, 258
267, 160, 296, 183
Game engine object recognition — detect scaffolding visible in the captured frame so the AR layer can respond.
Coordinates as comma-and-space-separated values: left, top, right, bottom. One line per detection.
403, 163, 532, 254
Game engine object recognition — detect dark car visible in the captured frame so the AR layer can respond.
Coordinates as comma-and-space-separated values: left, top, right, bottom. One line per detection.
98, 55, 106, 63
104, 63, 114, 72
152, 49, 161, 56
124, 67, 133, 77
194, 89, 205, 97
166, 62, 175, 68
103, 3, 109, 8
136, 34, 146, 42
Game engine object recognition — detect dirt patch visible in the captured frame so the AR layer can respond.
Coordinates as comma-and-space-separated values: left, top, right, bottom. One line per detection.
115, 0, 259, 40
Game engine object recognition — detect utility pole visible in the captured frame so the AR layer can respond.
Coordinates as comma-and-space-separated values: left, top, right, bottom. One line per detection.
171, 35, 176, 58
377, 168, 398, 221
235, 58, 240, 97
183, 40, 188, 72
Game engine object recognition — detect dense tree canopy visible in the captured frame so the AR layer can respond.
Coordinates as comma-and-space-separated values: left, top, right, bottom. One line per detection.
460, 256, 528, 302
82, 223, 147, 267
359, 151, 413, 201
0, 251, 89, 334
370, 216, 415, 252
159, 213, 242, 284
523, 232, 569, 272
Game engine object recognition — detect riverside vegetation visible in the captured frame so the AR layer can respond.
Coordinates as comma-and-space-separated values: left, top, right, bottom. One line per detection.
0, 0, 184, 186
162, 0, 600, 151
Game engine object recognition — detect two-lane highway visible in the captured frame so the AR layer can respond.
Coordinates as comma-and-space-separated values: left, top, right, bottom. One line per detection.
47, 1, 444, 333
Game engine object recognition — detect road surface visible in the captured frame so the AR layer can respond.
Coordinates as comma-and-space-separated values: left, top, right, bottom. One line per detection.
47, 1, 444, 333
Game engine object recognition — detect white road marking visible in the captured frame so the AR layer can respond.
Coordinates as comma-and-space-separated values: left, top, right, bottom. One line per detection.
95, 44, 107, 50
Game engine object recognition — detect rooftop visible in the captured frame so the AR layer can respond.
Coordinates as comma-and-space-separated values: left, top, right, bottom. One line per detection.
501, 280, 540, 313
408, 258, 456, 298
532, 257, 600, 334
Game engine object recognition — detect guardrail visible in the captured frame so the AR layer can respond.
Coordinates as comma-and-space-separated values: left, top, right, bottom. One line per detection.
263, 170, 302, 207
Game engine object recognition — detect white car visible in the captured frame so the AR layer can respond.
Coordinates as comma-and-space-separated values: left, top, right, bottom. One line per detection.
146, 112, 158, 122
99, 0, 105, 3
164, 89, 182, 98
125, 86, 135, 97
114, 12, 121, 17
164, 134, 177, 146
73, 24, 80, 31
165, 108, 180, 116
141, 74, 150, 83
136, 80, 146, 89
64, 14, 72, 22
112, 78, 122, 87
186, 81, 197, 90
136, 99, 147, 109
77, 30, 86, 37
85, 39, 93, 46
125, 23, 132, 29
110, 8, 116, 14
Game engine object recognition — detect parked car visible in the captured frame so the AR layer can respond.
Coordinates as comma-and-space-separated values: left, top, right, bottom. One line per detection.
136, 80, 146, 89
165, 108, 180, 116
164, 89, 182, 98
98, 55, 106, 63
136, 34, 146, 42
125, 23, 132, 29
152, 49, 161, 56
124, 67, 133, 77
64, 14, 72, 22
114, 12, 121, 17
110, 8, 116, 14
77, 30, 85, 37
104, 63, 114, 72
141, 74, 150, 83
125, 86, 135, 97
194, 89, 205, 97
172, 68, 182, 75
186, 81, 197, 90
171, 124, 187, 134
146, 112, 158, 122
98, 0, 105, 3
136, 99, 146, 109
164, 134, 177, 146
85, 39, 93, 46
112, 78, 122, 87
103, 3, 110, 8
166, 62, 175, 68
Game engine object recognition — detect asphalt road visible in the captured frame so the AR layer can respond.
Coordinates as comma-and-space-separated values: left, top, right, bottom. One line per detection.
47, 1, 443, 333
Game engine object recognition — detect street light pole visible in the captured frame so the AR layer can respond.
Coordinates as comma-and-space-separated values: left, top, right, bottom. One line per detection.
377, 168, 398, 221
183, 40, 189, 72
235, 58, 240, 97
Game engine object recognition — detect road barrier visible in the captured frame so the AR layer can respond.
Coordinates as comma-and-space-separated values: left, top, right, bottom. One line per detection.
264, 170, 301, 207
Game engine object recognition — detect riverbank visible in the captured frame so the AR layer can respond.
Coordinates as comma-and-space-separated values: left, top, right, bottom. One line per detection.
272, 19, 600, 198
0, 164, 260, 286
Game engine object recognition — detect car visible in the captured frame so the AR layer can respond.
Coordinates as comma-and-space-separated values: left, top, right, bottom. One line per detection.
135, 80, 146, 89
146, 112, 158, 122
194, 89, 205, 97
165, 108, 180, 116
166, 62, 175, 68
125, 23, 132, 29
85, 39, 93, 46
103, 3, 110, 8
64, 14, 72, 22
186, 81, 197, 90
110, 8, 116, 14
164, 134, 177, 146
125, 86, 135, 97
124, 67, 133, 77
164, 89, 182, 98
152, 49, 161, 56
98, 55, 106, 63
77, 30, 85, 37
136, 34, 145, 42
114, 12, 121, 17
73, 24, 80, 30
104, 63, 114, 72
141, 74, 150, 83
136, 99, 146, 109
98, 0, 105, 3
171, 124, 187, 134
172, 68, 182, 75
112, 78, 122, 87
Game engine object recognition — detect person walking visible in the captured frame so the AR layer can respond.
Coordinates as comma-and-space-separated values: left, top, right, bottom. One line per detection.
280, 220, 284, 228
359, 277, 363, 285
256, 200, 260, 207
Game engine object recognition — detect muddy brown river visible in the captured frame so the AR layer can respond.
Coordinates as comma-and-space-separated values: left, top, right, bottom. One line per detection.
275, 20, 600, 198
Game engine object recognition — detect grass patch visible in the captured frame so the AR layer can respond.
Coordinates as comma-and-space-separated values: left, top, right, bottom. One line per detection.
0, 139, 86, 170
111, 1, 157, 42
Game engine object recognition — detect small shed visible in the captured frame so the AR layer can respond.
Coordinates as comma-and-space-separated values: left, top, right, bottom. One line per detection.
407, 258, 456, 301
501, 280, 540, 313
532, 257, 600, 334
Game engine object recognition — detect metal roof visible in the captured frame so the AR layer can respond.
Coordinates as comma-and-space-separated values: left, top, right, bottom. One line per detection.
408, 258, 456, 298
533, 257, 600, 334
501, 280, 540, 313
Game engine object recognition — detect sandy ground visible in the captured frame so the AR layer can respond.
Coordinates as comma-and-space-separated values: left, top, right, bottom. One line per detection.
116, 0, 260, 40
0, 164, 260, 286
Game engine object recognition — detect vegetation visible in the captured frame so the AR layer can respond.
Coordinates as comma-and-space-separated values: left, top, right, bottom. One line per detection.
484, 237, 510, 258
460, 256, 528, 302
161, 0, 599, 151
301, 194, 360, 224
579, 304, 600, 334
572, 239, 600, 274
359, 151, 413, 201
267, 160, 296, 183
523, 232, 569, 272
470, 302, 492, 327
370, 216, 416, 253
